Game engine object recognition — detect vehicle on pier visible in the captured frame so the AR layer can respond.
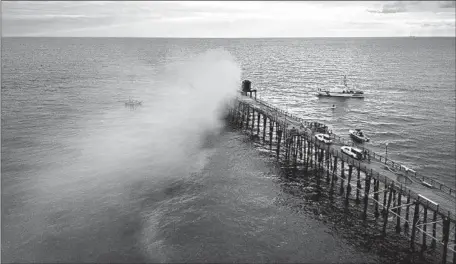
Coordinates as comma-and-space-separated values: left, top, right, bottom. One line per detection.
316, 75, 364, 98
315, 133, 333, 144
349, 128, 370, 142
421, 180, 434, 189
341, 146, 364, 160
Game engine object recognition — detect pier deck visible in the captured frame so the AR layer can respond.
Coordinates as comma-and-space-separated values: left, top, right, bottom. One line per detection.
237, 95, 456, 217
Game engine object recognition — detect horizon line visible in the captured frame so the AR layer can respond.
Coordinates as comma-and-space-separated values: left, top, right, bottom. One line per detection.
3, 36, 455, 39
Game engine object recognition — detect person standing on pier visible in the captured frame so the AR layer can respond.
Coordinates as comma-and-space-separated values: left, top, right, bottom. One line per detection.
364, 150, 371, 163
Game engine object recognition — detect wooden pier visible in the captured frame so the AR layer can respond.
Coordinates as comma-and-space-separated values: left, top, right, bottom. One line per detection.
226, 84, 456, 263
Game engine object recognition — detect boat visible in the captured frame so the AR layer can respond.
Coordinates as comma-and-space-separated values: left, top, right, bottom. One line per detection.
124, 97, 142, 106
316, 75, 365, 98
341, 146, 364, 160
315, 133, 333, 144
349, 128, 370, 142
330, 104, 336, 109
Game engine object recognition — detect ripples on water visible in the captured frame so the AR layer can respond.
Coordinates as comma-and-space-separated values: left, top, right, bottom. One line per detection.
1, 37, 454, 262
235, 38, 455, 185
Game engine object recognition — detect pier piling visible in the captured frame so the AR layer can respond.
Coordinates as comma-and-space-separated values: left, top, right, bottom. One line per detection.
345, 165, 353, 207
405, 191, 412, 234
396, 190, 402, 234
363, 173, 372, 220
356, 166, 361, 204
383, 184, 394, 235
422, 202, 429, 252
257, 112, 260, 135
411, 202, 420, 250
442, 218, 450, 264
340, 160, 345, 196
277, 130, 282, 160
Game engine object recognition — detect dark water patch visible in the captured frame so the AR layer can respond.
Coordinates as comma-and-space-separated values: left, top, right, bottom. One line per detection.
2, 200, 148, 263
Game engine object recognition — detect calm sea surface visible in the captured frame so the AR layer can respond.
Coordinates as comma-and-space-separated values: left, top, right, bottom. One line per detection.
1, 37, 455, 262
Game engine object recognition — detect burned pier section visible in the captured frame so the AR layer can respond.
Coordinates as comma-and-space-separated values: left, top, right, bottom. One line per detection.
225, 80, 456, 264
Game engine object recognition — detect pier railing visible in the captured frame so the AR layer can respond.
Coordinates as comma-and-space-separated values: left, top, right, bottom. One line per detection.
250, 96, 456, 198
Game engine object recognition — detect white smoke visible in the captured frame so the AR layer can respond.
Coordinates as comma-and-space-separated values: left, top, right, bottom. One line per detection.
4, 48, 242, 263
26, 48, 242, 211
151, 48, 241, 155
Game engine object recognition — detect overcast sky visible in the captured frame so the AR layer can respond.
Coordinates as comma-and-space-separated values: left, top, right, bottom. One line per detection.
2, 1, 455, 37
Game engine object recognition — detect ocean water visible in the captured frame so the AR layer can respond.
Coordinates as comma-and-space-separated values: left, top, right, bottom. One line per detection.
1, 37, 455, 262
233, 37, 456, 186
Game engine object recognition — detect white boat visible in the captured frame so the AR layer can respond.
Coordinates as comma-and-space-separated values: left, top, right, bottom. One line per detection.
316, 75, 365, 98
315, 133, 333, 144
349, 129, 370, 142
341, 146, 364, 160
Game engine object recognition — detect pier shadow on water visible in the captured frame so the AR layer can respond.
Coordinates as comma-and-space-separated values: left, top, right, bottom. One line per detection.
251, 146, 443, 264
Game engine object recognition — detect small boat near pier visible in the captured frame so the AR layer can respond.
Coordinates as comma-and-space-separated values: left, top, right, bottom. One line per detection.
123, 97, 143, 108
349, 128, 370, 142
316, 75, 365, 98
